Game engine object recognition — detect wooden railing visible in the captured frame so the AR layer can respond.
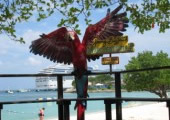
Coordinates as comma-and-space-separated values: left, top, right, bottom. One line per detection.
0, 66, 170, 120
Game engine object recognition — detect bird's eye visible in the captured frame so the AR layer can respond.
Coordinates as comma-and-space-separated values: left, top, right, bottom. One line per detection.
69, 37, 73, 42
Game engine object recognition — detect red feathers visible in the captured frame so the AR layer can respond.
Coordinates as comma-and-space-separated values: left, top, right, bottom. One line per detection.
29, 5, 128, 120
29, 27, 73, 64
30, 5, 128, 65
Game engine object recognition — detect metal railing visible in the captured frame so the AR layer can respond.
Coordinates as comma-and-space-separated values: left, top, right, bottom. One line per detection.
0, 66, 170, 120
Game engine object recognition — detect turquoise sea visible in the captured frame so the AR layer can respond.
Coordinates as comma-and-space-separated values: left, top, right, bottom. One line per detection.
0, 91, 160, 120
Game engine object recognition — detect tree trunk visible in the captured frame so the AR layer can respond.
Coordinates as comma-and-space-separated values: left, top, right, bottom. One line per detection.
162, 90, 168, 98
150, 89, 168, 98
161, 85, 168, 98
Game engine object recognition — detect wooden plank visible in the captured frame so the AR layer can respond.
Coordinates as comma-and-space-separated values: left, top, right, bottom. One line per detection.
87, 43, 134, 55
93, 36, 128, 42
102, 57, 119, 65
88, 36, 128, 49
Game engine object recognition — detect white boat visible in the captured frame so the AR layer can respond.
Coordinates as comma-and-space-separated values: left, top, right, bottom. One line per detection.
37, 97, 54, 101
7, 90, 14, 94
18, 89, 28, 93
35, 63, 102, 90
35, 64, 74, 90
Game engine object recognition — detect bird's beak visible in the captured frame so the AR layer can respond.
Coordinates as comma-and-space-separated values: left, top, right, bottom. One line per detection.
70, 34, 75, 40
68, 33, 75, 41
67, 31, 75, 42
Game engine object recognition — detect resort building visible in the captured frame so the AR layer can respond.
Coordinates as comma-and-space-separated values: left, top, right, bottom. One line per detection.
94, 83, 108, 89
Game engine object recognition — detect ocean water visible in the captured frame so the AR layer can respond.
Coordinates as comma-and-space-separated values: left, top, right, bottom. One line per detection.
0, 91, 159, 120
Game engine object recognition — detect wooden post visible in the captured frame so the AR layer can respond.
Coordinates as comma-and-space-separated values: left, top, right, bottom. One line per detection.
109, 54, 112, 74
57, 75, 64, 120
64, 101, 71, 120
0, 104, 3, 120
104, 100, 112, 120
167, 102, 170, 120
115, 72, 122, 120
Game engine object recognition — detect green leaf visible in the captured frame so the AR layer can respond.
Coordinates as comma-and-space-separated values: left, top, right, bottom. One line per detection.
47, 2, 50, 6
75, 29, 81, 35
0, 0, 169, 43
124, 51, 170, 98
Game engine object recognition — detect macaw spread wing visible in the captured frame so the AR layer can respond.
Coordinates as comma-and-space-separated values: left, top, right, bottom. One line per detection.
82, 5, 128, 61
29, 27, 73, 64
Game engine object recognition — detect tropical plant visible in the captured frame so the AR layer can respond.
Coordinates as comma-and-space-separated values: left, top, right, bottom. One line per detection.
0, 0, 169, 43
124, 51, 170, 98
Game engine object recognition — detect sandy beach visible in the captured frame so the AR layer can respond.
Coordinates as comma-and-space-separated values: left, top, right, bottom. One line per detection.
51, 102, 168, 120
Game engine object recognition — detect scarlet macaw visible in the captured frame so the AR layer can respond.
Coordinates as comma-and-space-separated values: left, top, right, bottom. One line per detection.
30, 5, 128, 120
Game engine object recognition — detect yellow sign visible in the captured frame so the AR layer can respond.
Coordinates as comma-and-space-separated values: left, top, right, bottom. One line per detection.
89, 36, 128, 48
87, 36, 134, 55
102, 57, 119, 65
87, 43, 134, 55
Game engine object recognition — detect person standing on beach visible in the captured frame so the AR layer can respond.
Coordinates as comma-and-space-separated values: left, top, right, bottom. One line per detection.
39, 107, 45, 120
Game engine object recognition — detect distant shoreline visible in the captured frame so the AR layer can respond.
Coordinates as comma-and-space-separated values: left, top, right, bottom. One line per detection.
64, 89, 127, 93
88, 89, 127, 93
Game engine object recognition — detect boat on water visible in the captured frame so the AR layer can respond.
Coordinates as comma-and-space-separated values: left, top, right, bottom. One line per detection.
18, 89, 28, 93
35, 63, 102, 90
37, 97, 56, 101
7, 90, 14, 94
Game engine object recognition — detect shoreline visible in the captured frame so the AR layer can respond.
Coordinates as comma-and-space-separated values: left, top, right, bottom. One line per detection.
48, 102, 168, 120
64, 89, 127, 93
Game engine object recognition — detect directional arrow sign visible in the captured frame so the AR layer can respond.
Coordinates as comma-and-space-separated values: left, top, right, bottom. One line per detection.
102, 57, 119, 65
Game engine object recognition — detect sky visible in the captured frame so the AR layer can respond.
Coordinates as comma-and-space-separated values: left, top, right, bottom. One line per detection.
0, 5, 169, 90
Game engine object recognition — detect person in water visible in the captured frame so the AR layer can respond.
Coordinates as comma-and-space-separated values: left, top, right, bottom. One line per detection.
39, 107, 45, 120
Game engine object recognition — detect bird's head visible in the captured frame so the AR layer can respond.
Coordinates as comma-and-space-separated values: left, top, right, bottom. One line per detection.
67, 31, 80, 46
68, 31, 75, 41
67, 31, 80, 43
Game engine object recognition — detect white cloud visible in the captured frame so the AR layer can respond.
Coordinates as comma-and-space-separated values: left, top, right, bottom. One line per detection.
28, 56, 42, 66
127, 28, 170, 54
0, 35, 10, 54
0, 29, 42, 56
0, 49, 7, 55
0, 61, 2, 65
90, 65, 99, 70
113, 65, 117, 70
22, 29, 42, 44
